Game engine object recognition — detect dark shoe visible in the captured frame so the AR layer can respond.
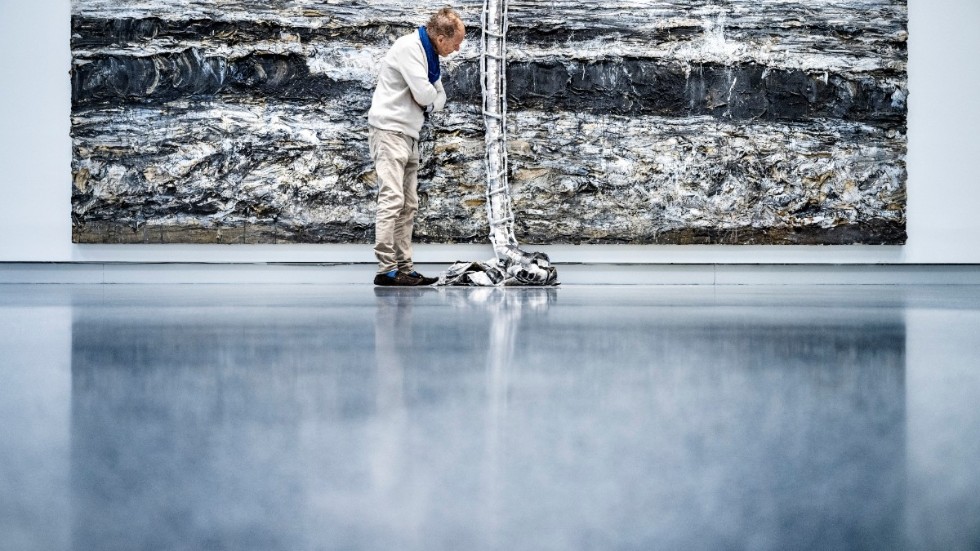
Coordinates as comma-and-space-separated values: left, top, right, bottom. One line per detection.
374, 270, 422, 286
403, 270, 438, 285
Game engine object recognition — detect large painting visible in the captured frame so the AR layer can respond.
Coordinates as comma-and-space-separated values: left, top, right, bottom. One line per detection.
71, 1, 907, 244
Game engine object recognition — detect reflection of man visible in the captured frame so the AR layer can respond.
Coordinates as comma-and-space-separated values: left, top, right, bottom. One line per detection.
368, 8, 466, 286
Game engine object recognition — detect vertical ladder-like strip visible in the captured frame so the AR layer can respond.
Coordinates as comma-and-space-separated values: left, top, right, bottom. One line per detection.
481, 0, 517, 253
478, 0, 559, 285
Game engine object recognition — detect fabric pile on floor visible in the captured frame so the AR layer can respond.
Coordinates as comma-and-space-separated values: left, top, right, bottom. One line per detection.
437, 251, 559, 287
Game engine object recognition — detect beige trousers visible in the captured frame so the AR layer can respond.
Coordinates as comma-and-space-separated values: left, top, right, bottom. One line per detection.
369, 126, 420, 274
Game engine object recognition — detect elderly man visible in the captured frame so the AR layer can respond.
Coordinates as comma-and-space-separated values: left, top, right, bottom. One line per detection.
368, 8, 465, 286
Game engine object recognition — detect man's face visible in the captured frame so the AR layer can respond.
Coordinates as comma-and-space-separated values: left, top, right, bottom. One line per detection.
435, 25, 465, 57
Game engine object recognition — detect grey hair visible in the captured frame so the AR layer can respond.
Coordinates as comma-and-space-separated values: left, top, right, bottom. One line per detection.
427, 7, 463, 39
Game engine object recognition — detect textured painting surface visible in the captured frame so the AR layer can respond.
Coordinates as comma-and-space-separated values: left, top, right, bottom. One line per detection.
70, 1, 908, 244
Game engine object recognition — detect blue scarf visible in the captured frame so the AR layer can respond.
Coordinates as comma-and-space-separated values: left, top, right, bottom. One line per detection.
418, 26, 440, 84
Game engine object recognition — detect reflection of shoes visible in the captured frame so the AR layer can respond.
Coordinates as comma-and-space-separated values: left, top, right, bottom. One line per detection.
373, 286, 435, 300
374, 270, 421, 286
403, 270, 438, 285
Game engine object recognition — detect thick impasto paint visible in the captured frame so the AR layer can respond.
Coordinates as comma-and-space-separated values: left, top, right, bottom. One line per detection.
70, 0, 908, 244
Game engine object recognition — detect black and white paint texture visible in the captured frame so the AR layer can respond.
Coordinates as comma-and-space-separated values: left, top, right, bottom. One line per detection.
71, 1, 908, 245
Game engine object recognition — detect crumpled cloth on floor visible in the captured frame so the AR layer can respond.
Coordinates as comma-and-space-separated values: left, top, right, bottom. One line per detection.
437, 254, 560, 287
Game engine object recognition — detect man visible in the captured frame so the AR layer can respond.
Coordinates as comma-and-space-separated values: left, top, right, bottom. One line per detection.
368, 8, 465, 286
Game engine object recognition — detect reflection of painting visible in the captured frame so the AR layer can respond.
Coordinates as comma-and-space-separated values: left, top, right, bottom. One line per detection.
70, 288, 907, 547
70, 1, 907, 245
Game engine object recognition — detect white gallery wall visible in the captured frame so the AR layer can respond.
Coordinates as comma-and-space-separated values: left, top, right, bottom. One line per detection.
0, 0, 977, 264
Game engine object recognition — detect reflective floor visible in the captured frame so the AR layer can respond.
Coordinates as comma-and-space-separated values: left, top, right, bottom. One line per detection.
2, 284, 980, 551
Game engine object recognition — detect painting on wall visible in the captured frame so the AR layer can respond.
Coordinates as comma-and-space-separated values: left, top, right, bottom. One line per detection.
71, 0, 907, 245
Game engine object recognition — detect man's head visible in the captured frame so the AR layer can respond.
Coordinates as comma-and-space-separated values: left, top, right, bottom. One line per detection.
427, 7, 465, 56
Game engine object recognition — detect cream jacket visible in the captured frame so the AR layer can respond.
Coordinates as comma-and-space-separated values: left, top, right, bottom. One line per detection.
367, 31, 447, 139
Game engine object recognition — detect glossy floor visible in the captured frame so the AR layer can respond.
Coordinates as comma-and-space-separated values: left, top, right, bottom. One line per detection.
2, 284, 979, 551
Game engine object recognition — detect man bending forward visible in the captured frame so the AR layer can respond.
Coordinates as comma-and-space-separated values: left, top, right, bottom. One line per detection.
368, 8, 465, 286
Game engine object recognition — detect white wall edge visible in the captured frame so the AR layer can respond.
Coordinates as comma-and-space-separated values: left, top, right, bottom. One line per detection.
58, 243, 915, 265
